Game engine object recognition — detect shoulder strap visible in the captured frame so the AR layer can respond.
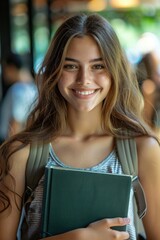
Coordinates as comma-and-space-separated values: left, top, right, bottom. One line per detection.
116, 138, 147, 219
116, 138, 138, 176
25, 142, 50, 196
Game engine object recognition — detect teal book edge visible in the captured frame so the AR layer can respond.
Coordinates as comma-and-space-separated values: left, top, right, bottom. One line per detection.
41, 166, 132, 238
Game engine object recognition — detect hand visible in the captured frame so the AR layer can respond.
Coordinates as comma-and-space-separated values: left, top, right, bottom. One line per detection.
87, 217, 130, 240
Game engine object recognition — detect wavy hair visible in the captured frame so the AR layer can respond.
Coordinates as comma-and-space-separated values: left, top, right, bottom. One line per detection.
26, 13, 152, 139
0, 13, 155, 212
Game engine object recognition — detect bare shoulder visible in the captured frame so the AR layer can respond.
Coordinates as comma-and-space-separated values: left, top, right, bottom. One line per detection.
135, 136, 160, 158
0, 141, 31, 204
7, 142, 30, 193
135, 136, 160, 178
8, 141, 30, 170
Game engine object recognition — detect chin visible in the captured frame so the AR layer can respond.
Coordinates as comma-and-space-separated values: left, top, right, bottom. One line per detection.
74, 106, 97, 112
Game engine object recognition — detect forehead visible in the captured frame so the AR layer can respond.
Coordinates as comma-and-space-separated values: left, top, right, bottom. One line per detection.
65, 35, 102, 59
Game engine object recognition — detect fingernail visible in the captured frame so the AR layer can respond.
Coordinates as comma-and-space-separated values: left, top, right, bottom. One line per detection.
123, 218, 130, 224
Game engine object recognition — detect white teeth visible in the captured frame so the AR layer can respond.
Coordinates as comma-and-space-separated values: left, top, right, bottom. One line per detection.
75, 90, 95, 95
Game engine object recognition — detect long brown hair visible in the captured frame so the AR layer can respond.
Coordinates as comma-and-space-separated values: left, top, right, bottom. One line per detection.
26, 13, 152, 139
0, 13, 155, 212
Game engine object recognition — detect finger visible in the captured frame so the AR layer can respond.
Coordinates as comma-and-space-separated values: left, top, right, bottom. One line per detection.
105, 217, 130, 228
108, 228, 130, 240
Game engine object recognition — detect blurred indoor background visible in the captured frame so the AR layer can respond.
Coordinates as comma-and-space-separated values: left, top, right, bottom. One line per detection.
0, 0, 160, 102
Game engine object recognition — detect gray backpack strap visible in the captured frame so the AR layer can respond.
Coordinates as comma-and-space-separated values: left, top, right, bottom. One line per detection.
116, 138, 147, 219
25, 142, 50, 199
116, 138, 138, 176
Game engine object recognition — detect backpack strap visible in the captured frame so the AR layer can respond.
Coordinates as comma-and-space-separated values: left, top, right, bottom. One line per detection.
116, 138, 147, 219
25, 142, 50, 200
116, 138, 138, 176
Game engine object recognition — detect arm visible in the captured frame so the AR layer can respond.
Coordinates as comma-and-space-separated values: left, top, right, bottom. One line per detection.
0, 143, 29, 240
137, 136, 160, 240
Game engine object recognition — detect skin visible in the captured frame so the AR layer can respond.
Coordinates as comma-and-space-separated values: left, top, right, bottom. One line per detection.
0, 36, 160, 240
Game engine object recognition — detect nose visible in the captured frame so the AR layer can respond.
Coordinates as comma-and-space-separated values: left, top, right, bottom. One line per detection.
76, 67, 91, 85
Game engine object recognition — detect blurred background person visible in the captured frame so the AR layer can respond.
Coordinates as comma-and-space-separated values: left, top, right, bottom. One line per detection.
0, 52, 37, 144
136, 33, 160, 139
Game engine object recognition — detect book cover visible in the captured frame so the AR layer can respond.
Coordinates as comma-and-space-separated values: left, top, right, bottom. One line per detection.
41, 166, 132, 237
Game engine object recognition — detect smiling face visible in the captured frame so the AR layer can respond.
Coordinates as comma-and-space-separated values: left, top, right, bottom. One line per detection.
58, 35, 112, 113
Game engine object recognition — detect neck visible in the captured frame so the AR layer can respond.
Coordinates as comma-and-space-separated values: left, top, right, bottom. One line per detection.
66, 107, 103, 140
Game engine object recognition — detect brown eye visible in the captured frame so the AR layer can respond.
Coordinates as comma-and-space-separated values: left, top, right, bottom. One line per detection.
63, 64, 78, 70
92, 64, 105, 70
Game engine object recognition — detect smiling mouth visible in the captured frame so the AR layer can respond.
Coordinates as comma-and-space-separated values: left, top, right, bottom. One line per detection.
74, 90, 96, 96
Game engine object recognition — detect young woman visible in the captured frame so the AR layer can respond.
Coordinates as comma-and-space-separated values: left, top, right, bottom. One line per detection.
0, 13, 160, 240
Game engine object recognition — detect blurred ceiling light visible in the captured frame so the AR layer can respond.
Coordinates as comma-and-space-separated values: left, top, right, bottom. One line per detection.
88, 0, 107, 11
110, 0, 139, 8
34, 0, 47, 8
11, 3, 28, 16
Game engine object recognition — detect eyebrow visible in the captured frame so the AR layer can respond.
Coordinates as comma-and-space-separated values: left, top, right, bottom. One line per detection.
65, 57, 103, 63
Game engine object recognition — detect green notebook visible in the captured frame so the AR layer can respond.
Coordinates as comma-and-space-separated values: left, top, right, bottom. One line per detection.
41, 166, 132, 238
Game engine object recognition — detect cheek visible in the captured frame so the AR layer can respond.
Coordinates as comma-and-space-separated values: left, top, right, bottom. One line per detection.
58, 74, 68, 89
58, 72, 75, 87
57, 80, 64, 96
58, 75, 72, 97
99, 75, 112, 91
